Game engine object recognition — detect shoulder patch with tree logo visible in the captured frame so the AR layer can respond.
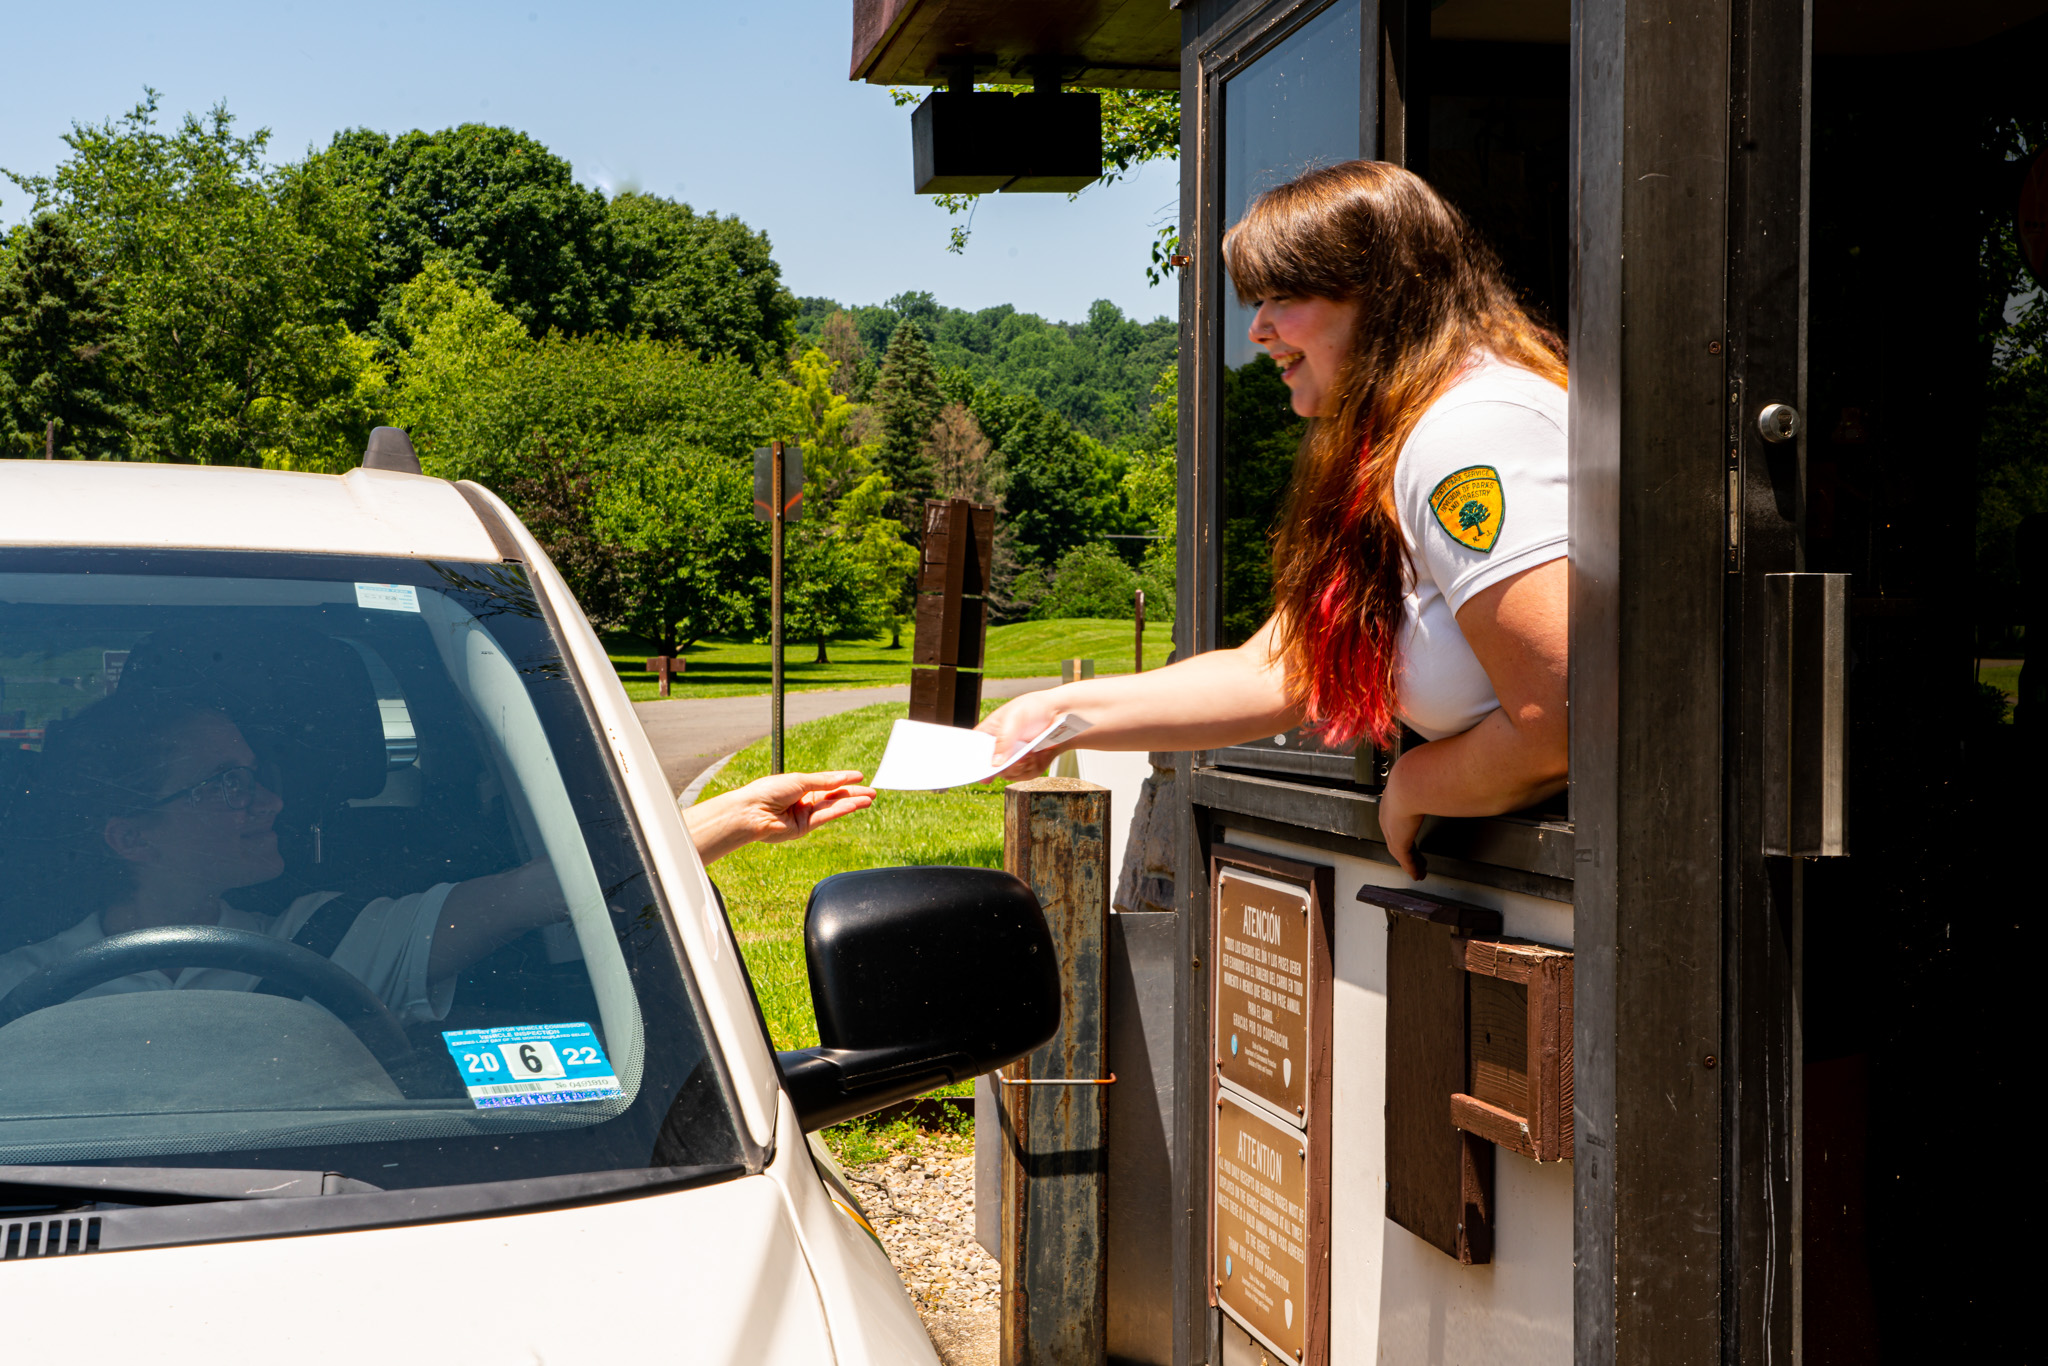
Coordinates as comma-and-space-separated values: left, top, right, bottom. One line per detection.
1427, 465, 1505, 553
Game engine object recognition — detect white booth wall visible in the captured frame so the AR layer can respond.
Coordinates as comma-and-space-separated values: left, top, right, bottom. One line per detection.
1218, 825, 1575, 1366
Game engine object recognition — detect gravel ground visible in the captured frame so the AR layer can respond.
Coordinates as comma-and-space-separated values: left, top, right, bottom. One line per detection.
842, 1141, 999, 1366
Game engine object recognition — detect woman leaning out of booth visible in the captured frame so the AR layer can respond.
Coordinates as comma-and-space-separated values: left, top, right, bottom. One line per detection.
978, 161, 1568, 880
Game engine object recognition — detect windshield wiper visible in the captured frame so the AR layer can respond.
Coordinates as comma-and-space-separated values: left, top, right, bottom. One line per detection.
0, 1165, 382, 1206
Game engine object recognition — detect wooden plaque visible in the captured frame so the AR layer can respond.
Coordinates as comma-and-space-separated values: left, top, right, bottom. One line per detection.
1215, 1092, 1323, 1363
1209, 846, 1333, 1366
1214, 867, 1312, 1120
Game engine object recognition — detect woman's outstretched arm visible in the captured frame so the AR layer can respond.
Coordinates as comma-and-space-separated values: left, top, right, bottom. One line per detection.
977, 616, 1305, 777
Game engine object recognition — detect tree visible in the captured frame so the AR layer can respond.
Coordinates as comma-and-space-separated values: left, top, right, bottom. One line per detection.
0, 213, 126, 458
926, 401, 1000, 504
321, 124, 623, 341
871, 318, 943, 527
390, 263, 781, 495
1219, 354, 1303, 644
973, 385, 1127, 567
4, 94, 382, 469
819, 310, 865, 396
1031, 543, 1144, 620
783, 517, 880, 664
610, 191, 798, 370
834, 470, 921, 653
503, 435, 621, 625
595, 440, 766, 656
1122, 363, 1178, 603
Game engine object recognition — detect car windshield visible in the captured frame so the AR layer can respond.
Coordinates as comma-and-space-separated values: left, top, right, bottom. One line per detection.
0, 549, 742, 1190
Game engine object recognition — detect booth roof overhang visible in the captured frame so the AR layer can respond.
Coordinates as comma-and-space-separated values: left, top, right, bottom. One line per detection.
850, 0, 1182, 89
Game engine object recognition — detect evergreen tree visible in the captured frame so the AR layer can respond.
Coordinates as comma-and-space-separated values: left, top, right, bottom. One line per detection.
871, 317, 943, 529
0, 213, 126, 458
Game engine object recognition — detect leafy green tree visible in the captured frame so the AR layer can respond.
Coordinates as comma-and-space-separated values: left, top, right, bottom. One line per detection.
321, 124, 623, 340
1122, 363, 1178, 604
5, 94, 381, 468
777, 345, 868, 507
871, 318, 943, 526
782, 517, 879, 664
390, 263, 781, 494
504, 434, 622, 625
595, 440, 766, 656
1030, 543, 1144, 620
610, 191, 798, 369
1219, 354, 1302, 644
973, 384, 1128, 567
772, 346, 920, 653
0, 213, 126, 458
835, 470, 921, 651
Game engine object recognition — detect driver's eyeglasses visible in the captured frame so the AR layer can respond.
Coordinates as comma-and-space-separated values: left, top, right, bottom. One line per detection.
147, 765, 264, 812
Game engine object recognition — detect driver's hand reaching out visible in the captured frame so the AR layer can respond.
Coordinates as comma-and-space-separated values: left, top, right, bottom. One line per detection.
684, 771, 876, 865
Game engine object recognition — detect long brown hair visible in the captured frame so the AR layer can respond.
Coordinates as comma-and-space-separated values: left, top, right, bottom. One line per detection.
1222, 160, 1566, 746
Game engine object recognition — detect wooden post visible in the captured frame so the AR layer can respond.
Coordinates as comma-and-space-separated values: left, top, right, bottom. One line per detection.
910, 498, 994, 726
644, 656, 683, 698
1000, 775, 1110, 1366
1134, 589, 1145, 673
770, 439, 786, 774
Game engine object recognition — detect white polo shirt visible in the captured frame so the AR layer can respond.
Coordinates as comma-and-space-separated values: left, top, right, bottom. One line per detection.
0, 885, 458, 1024
1390, 356, 1568, 741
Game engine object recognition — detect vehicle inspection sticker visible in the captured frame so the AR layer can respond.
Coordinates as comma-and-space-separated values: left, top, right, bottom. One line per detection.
355, 582, 421, 613
441, 1022, 623, 1108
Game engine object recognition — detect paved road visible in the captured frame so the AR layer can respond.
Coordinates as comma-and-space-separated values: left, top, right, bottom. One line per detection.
632, 677, 1058, 797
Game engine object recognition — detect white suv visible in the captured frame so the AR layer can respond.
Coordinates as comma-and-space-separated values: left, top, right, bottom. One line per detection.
0, 445, 1056, 1362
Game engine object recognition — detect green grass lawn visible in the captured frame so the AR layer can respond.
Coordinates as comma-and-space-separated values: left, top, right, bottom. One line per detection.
697, 700, 1010, 1057
607, 616, 1173, 701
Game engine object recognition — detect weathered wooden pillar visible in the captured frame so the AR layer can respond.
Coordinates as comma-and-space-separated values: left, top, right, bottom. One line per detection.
1000, 775, 1110, 1366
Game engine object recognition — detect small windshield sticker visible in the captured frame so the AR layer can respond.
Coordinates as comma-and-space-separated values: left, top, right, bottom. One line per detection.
441, 1022, 623, 1108
355, 582, 421, 613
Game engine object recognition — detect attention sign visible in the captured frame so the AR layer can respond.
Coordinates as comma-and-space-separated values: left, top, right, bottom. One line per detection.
1215, 1091, 1311, 1362
1215, 868, 1312, 1121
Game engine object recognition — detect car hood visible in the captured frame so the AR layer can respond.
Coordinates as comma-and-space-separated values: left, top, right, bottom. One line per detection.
0, 1174, 836, 1364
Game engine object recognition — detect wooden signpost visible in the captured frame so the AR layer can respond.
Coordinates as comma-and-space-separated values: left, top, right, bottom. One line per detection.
643, 655, 683, 698
1210, 848, 1333, 1366
752, 442, 803, 771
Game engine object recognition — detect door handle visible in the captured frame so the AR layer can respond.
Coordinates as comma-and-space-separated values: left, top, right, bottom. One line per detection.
1762, 573, 1849, 856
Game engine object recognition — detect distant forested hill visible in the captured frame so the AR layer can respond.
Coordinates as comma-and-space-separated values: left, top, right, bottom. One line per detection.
796, 290, 1175, 444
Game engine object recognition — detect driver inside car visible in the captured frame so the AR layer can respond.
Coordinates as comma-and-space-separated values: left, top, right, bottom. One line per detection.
0, 689, 872, 1020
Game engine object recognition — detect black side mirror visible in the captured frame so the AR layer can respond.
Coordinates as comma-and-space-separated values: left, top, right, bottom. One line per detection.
776, 866, 1060, 1131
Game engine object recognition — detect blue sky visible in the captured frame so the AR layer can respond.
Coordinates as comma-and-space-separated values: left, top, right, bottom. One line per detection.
0, 0, 1179, 326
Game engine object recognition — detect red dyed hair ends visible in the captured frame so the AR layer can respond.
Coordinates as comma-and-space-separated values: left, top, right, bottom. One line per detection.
1221, 161, 1566, 747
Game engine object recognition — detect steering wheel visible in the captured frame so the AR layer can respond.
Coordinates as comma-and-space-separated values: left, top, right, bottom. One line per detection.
0, 925, 413, 1071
